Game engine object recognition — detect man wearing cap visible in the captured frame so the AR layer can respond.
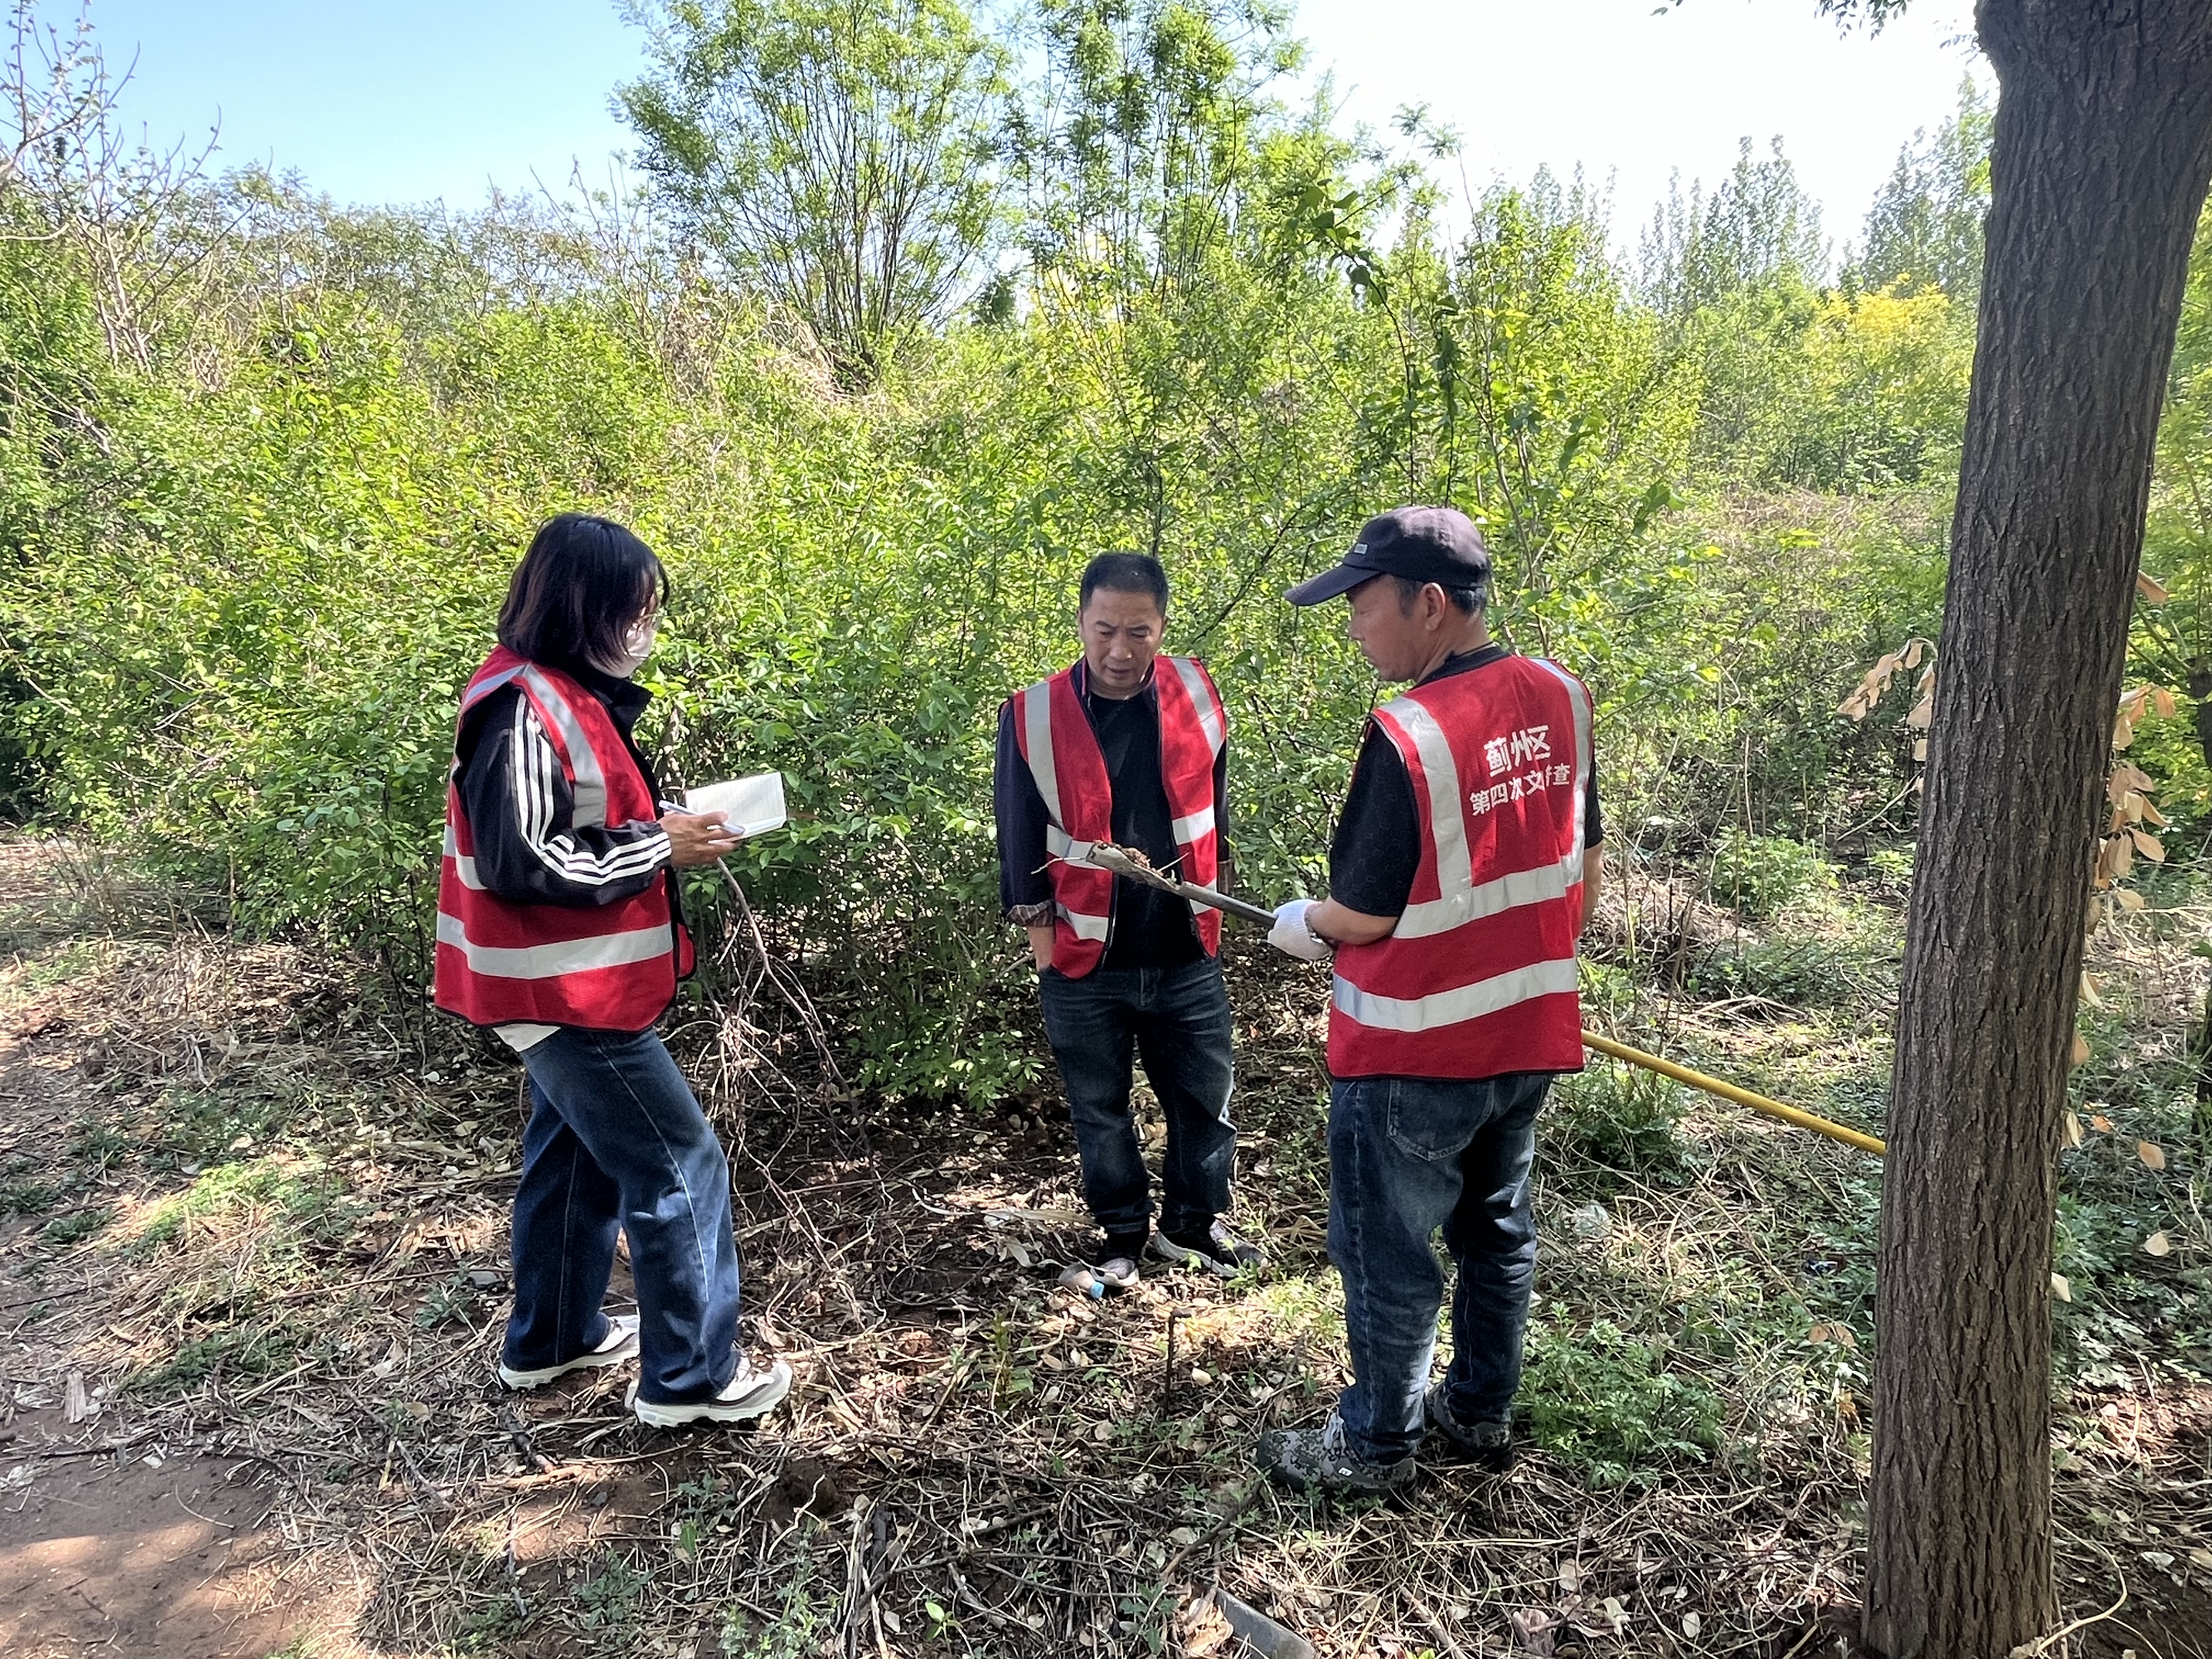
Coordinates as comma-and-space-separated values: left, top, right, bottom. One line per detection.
995, 552, 1266, 1293
1255, 505, 1602, 1497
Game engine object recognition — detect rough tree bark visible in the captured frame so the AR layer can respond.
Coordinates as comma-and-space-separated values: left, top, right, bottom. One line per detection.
1864, 4, 2212, 1656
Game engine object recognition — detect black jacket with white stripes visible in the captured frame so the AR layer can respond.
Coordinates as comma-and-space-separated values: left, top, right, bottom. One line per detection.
455, 662, 675, 909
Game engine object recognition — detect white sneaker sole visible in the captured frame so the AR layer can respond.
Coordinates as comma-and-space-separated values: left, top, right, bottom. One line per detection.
631, 1363, 793, 1428
498, 1319, 641, 1390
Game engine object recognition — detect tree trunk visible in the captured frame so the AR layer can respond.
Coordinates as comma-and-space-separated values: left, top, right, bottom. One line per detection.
1864, 5, 2212, 1658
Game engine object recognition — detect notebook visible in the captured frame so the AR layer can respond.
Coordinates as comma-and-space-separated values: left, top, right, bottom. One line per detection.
681, 772, 788, 839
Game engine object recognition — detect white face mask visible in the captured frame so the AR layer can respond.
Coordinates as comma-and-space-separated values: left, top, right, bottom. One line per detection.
594, 610, 658, 679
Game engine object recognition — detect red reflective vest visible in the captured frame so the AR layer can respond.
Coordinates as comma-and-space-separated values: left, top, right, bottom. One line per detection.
1329, 656, 1592, 1080
433, 647, 694, 1031
1009, 656, 1227, 980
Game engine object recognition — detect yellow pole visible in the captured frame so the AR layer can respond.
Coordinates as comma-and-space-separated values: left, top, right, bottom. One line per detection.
1581, 1029, 1887, 1158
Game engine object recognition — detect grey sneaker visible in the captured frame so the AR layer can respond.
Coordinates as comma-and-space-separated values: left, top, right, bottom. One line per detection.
1257, 1412, 1415, 1497
1091, 1232, 1148, 1292
1149, 1220, 1267, 1278
1424, 1380, 1514, 1472
631, 1356, 793, 1429
498, 1314, 640, 1390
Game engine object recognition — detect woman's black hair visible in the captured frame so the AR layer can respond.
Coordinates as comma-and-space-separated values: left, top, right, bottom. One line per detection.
497, 514, 669, 673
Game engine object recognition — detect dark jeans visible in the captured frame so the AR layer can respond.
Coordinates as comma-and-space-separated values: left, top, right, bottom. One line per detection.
1037, 955, 1236, 1239
1328, 1070, 1551, 1464
505, 1026, 741, 1404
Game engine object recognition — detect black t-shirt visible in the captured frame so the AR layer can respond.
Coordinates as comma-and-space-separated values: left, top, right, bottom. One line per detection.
1329, 646, 1602, 918
1083, 684, 1204, 970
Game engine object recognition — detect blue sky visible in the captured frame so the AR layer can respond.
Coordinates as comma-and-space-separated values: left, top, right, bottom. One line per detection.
85, 0, 1982, 245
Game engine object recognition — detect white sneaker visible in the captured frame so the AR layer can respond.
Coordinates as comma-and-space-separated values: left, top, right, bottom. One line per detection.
630, 1356, 793, 1429
497, 1314, 640, 1390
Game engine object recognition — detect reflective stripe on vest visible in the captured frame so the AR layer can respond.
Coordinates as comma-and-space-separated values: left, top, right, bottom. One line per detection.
1010, 656, 1226, 979
1327, 656, 1590, 1079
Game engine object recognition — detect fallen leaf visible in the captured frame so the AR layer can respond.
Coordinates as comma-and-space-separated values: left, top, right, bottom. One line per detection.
63, 1372, 93, 1424
2064, 1113, 2084, 1149
2091, 1113, 2114, 1133
2143, 1232, 2171, 1257
2137, 1141, 2167, 1171
1510, 1608, 1558, 1656
2052, 1272, 2073, 1303
1175, 1594, 1235, 1659
1683, 1610, 1703, 1639
1557, 1560, 1582, 1596
2072, 1031, 2091, 1068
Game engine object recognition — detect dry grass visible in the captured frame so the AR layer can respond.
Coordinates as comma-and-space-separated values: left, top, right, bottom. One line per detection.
1, 839, 2208, 1658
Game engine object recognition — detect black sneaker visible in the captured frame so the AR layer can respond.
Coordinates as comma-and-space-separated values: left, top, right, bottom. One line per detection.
1149, 1220, 1266, 1278
1424, 1380, 1514, 1472
1257, 1412, 1415, 1497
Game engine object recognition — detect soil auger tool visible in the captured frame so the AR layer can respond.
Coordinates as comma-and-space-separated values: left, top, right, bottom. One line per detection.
1076, 841, 1885, 1159
1081, 841, 1279, 927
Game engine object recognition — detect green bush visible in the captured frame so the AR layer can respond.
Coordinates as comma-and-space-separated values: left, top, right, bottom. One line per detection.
1521, 1318, 1723, 1488
1709, 827, 1839, 918
1549, 1056, 1690, 1178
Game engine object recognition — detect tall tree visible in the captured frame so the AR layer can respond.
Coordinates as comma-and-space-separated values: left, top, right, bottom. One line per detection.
1842, 2, 2212, 1655
1849, 77, 1995, 302
618, 0, 1006, 389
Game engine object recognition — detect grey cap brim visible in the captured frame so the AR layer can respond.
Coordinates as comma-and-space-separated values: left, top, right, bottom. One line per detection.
1284, 561, 1376, 606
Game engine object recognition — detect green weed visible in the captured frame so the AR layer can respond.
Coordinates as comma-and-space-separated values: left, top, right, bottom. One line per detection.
1550, 1058, 1690, 1181
1521, 1319, 1723, 1488
1709, 830, 1838, 919
38, 1204, 110, 1246
719, 1541, 830, 1658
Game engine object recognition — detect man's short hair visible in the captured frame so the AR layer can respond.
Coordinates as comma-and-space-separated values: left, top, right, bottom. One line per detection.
1080, 552, 1170, 613
1393, 574, 1487, 617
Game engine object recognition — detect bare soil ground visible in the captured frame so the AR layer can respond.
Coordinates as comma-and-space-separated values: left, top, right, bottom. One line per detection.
1, 840, 2208, 1658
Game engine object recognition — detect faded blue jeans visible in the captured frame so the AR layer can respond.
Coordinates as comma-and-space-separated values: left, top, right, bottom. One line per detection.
1328, 1070, 1552, 1464
504, 1026, 741, 1404
1037, 956, 1237, 1240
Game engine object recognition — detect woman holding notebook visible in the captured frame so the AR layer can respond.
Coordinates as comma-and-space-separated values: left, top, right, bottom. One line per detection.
432, 513, 791, 1428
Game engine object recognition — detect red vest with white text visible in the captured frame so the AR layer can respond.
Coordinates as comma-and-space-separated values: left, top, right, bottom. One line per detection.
434, 647, 694, 1031
1329, 656, 1592, 1080
1009, 656, 1227, 980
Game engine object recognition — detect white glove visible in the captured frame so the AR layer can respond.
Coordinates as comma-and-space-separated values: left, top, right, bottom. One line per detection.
1268, 899, 1333, 962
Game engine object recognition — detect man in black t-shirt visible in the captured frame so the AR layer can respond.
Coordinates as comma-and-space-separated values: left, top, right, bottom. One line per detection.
994, 555, 1263, 1290
1256, 506, 1604, 1499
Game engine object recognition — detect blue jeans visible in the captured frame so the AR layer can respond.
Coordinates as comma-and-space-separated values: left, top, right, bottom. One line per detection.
1037, 956, 1237, 1239
505, 1027, 741, 1404
1328, 1070, 1551, 1464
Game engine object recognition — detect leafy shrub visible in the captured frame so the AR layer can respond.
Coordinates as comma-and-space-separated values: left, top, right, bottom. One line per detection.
1549, 1056, 1690, 1179
1520, 1318, 1723, 1488
1709, 828, 1838, 918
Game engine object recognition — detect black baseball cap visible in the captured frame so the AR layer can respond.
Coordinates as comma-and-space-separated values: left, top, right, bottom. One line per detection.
1285, 505, 1491, 606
